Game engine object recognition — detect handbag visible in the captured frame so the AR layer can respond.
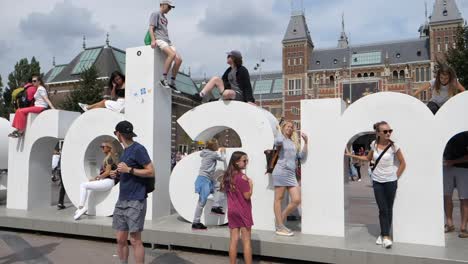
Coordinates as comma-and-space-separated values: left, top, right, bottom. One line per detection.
371, 143, 393, 172
264, 145, 281, 174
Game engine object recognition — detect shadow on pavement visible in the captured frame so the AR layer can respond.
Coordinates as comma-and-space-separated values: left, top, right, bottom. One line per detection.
149, 252, 195, 264
0, 242, 58, 264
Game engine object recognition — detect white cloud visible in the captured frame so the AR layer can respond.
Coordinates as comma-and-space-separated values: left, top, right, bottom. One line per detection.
0, 0, 467, 84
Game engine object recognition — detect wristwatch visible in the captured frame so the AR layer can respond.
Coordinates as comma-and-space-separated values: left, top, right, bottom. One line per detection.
129, 168, 134, 175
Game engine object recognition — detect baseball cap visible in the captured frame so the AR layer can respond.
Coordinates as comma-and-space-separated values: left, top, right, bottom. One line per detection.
160, 0, 175, 8
226, 50, 242, 59
115, 121, 137, 137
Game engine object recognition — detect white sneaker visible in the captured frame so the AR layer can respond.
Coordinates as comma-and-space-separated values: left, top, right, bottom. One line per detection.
275, 227, 294, 237
383, 238, 393, 248
74, 207, 87, 220
358, 179, 362, 182
78, 103, 88, 112
376, 235, 383, 245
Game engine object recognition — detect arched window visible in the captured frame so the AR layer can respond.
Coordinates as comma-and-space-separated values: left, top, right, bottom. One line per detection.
363, 73, 369, 78
357, 73, 362, 78
330, 76, 335, 85
393, 70, 398, 80
399, 70, 405, 80
370, 72, 375, 77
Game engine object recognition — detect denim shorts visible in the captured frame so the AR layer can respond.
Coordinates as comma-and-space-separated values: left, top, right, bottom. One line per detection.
194, 176, 214, 206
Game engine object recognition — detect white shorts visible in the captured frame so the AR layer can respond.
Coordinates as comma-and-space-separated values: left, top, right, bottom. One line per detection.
156, 40, 176, 51
105, 98, 125, 113
444, 166, 468, 199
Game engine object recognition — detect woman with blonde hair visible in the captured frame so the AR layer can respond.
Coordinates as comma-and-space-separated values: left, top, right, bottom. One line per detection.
74, 141, 119, 220
272, 120, 308, 236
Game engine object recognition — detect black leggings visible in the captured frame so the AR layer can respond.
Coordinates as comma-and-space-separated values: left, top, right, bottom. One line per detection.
373, 180, 397, 236
57, 170, 66, 205
354, 164, 362, 180
427, 101, 440, 114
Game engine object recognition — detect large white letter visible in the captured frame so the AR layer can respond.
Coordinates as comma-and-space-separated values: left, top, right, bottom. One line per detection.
61, 46, 172, 219
61, 109, 123, 216
170, 101, 278, 230
301, 92, 452, 246
7, 110, 80, 210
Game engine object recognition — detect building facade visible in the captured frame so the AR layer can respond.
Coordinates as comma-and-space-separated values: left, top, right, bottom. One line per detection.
281, 0, 464, 128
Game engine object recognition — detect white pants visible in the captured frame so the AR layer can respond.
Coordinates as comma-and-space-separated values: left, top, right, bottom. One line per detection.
104, 98, 125, 113
79, 178, 115, 207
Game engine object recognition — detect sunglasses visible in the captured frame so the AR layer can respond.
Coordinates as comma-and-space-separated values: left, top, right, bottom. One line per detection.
382, 129, 393, 134
114, 131, 118, 136
32, 80, 38, 83
100, 145, 109, 149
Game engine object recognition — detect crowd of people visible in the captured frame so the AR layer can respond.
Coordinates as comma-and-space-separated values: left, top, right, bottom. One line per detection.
6, 0, 468, 263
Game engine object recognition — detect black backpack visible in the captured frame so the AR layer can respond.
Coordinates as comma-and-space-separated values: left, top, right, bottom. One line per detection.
145, 177, 155, 194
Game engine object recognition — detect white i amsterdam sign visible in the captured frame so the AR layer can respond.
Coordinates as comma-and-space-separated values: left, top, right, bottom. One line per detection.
2, 46, 468, 248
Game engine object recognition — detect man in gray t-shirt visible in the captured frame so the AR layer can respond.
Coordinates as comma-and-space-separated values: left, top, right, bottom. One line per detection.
149, 0, 182, 94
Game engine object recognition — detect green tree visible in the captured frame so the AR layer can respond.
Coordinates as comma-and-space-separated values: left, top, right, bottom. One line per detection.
7, 57, 42, 89
60, 65, 104, 112
447, 26, 468, 87
0, 76, 13, 119
30, 57, 41, 77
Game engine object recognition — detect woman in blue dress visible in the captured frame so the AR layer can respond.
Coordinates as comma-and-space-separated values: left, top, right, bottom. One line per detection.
272, 120, 308, 236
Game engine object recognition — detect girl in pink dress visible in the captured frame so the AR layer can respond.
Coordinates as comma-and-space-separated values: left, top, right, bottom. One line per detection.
221, 151, 253, 264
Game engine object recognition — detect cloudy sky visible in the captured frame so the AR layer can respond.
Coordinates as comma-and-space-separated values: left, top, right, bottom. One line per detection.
0, 0, 467, 86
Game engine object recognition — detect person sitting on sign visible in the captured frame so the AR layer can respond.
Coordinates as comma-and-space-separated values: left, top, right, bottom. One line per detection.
78, 71, 126, 113
413, 62, 465, 114
149, 0, 182, 94
74, 141, 119, 220
8, 76, 56, 138
190, 50, 255, 105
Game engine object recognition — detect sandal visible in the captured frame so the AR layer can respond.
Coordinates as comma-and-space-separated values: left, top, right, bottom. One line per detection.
459, 230, 468, 238
445, 224, 455, 233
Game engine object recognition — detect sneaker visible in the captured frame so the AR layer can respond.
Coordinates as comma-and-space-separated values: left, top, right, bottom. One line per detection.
168, 83, 181, 94
74, 207, 87, 220
190, 93, 203, 103
160, 79, 171, 89
211, 206, 225, 215
57, 204, 66, 210
358, 179, 362, 182
192, 222, 208, 230
275, 227, 294, 237
8, 131, 19, 138
78, 103, 88, 112
376, 235, 383, 245
382, 238, 393, 249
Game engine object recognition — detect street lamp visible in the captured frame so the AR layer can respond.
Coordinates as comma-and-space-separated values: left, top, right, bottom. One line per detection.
254, 58, 266, 108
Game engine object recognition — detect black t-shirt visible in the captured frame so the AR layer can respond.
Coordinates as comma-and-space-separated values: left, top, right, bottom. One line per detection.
115, 88, 125, 98
444, 132, 468, 168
